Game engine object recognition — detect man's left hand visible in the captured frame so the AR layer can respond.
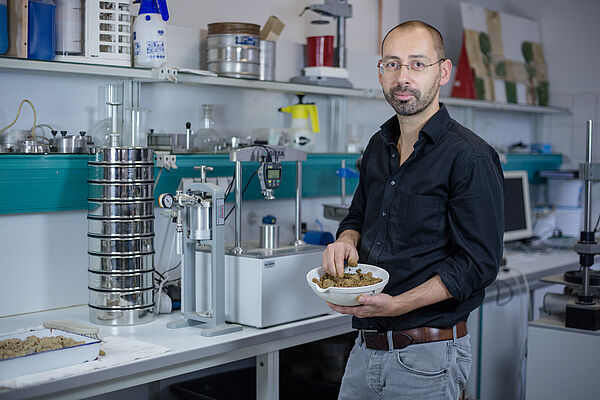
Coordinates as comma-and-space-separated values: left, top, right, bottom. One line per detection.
327, 293, 407, 318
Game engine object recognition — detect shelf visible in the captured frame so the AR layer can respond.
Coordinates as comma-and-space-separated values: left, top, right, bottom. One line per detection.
0, 57, 569, 113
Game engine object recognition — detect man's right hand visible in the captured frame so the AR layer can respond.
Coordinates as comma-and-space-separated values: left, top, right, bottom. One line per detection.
322, 230, 360, 278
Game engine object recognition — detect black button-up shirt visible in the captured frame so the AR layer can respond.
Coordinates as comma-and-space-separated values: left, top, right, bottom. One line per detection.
337, 104, 504, 331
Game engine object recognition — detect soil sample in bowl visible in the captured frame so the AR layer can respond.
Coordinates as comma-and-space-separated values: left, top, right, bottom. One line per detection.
0, 335, 86, 359
313, 269, 382, 289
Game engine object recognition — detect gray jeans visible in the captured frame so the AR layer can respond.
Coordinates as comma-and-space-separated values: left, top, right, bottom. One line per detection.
338, 331, 472, 400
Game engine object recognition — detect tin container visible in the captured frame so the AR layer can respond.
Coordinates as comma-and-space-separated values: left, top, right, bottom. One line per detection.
88, 182, 154, 201
88, 288, 154, 308
207, 22, 260, 79
259, 40, 276, 81
87, 200, 155, 219
49, 132, 89, 153
88, 253, 154, 273
88, 164, 154, 182
89, 147, 154, 164
88, 218, 154, 237
88, 235, 154, 255
88, 271, 154, 291
89, 305, 154, 326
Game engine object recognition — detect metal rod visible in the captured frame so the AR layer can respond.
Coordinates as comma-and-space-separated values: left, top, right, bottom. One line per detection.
233, 160, 243, 253
341, 159, 346, 205
336, 16, 346, 68
584, 120, 593, 232
292, 161, 304, 246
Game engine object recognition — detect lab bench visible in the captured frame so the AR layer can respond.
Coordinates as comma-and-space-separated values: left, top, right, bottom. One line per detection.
0, 250, 580, 400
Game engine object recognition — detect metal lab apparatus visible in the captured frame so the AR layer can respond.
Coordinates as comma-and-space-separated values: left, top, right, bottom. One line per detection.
196, 146, 330, 328
159, 166, 242, 336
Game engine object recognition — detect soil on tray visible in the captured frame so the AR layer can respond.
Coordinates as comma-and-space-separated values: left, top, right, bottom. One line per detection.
0, 335, 86, 360
313, 268, 382, 289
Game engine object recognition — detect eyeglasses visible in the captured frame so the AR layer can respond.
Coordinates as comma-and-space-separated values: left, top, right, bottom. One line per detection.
378, 58, 446, 74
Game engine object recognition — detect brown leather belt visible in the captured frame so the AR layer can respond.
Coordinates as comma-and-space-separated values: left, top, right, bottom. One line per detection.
361, 321, 467, 350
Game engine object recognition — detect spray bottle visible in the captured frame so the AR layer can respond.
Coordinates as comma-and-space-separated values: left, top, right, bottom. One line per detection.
133, 0, 169, 68
279, 94, 320, 152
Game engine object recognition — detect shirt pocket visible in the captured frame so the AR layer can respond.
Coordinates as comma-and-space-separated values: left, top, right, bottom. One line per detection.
392, 192, 442, 245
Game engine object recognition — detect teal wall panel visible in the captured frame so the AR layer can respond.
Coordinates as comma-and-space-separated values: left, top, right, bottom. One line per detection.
0, 153, 361, 215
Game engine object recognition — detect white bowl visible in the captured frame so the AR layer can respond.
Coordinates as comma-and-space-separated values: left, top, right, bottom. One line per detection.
306, 263, 389, 306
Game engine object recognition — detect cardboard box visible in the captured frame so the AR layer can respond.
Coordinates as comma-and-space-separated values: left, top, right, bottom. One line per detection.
260, 15, 284, 41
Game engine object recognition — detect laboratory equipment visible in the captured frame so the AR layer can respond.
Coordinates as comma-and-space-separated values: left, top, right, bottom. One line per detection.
279, 94, 320, 152
55, 0, 83, 55
503, 170, 533, 242
259, 39, 276, 81
259, 216, 280, 249
49, 130, 89, 153
55, 0, 132, 66
257, 160, 282, 199
158, 166, 242, 336
104, 83, 123, 147
194, 104, 222, 152
133, 0, 169, 68
208, 146, 330, 327
322, 159, 359, 221
292, 0, 353, 88
124, 107, 150, 147
207, 22, 260, 79
87, 147, 155, 326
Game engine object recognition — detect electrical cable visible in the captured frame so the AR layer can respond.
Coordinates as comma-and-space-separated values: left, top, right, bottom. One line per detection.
494, 279, 515, 306
508, 267, 530, 400
0, 100, 37, 139
224, 168, 259, 221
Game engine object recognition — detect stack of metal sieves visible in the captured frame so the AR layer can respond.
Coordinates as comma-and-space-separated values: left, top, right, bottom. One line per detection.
87, 147, 155, 325
207, 22, 261, 79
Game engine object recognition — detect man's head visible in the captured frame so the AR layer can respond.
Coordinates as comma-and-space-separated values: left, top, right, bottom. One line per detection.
379, 21, 452, 117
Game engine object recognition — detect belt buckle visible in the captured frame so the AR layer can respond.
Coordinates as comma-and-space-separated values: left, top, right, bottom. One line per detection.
360, 329, 377, 343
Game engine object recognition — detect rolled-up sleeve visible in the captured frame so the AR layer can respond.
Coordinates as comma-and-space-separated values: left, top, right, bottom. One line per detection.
435, 155, 505, 301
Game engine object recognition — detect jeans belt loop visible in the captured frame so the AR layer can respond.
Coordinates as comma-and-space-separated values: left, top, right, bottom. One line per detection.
452, 324, 457, 344
386, 331, 394, 352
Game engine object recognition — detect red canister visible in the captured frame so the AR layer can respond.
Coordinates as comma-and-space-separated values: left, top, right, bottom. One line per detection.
307, 35, 334, 67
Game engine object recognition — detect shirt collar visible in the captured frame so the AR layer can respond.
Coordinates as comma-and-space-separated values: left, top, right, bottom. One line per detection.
379, 103, 451, 146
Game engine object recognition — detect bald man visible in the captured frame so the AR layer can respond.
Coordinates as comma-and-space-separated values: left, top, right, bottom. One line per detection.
321, 21, 504, 399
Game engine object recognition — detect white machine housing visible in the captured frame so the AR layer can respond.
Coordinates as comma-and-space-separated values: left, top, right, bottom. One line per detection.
197, 245, 331, 328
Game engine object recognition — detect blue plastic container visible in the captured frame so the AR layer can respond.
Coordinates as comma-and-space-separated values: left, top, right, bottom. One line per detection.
0, 0, 8, 54
28, 0, 55, 60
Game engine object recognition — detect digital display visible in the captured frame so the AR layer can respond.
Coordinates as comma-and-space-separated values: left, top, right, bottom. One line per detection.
267, 169, 281, 179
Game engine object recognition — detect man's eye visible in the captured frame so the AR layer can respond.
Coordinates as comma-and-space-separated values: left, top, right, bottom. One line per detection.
412, 61, 425, 70
386, 62, 399, 69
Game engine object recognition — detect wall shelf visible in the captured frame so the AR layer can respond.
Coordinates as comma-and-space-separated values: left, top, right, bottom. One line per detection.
0, 57, 570, 114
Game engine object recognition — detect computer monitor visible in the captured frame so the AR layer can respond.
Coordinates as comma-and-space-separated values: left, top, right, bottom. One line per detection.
503, 170, 533, 242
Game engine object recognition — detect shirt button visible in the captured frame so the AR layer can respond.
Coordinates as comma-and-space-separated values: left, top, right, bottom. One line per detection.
390, 180, 396, 186
381, 211, 387, 217
391, 154, 396, 158
377, 242, 382, 246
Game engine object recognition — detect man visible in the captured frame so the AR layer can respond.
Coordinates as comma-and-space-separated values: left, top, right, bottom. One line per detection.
322, 21, 504, 399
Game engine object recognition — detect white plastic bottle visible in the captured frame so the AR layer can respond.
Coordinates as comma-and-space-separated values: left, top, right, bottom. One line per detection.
133, 0, 169, 68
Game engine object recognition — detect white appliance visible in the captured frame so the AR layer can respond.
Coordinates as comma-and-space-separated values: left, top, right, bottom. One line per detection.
197, 246, 331, 328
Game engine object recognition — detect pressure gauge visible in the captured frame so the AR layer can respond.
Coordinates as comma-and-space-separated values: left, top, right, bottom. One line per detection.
158, 193, 175, 208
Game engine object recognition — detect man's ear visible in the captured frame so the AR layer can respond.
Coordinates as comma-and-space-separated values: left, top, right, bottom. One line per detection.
440, 59, 452, 86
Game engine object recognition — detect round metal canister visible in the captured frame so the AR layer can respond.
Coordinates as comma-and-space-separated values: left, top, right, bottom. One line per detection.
89, 305, 154, 326
259, 224, 280, 249
259, 40, 276, 81
207, 22, 260, 79
187, 203, 211, 241
87, 146, 155, 326
89, 271, 154, 291
89, 253, 154, 273
88, 218, 154, 237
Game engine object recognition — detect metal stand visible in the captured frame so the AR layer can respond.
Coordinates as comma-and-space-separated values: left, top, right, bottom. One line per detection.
162, 169, 242, 336
567, 120, 600, 330
229, 146, 307, 252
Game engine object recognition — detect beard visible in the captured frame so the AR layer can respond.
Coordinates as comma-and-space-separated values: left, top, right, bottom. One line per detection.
383, 76, 440, 116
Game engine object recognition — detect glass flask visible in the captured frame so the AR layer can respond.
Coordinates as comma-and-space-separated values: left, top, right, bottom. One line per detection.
194, 104, 222, 153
